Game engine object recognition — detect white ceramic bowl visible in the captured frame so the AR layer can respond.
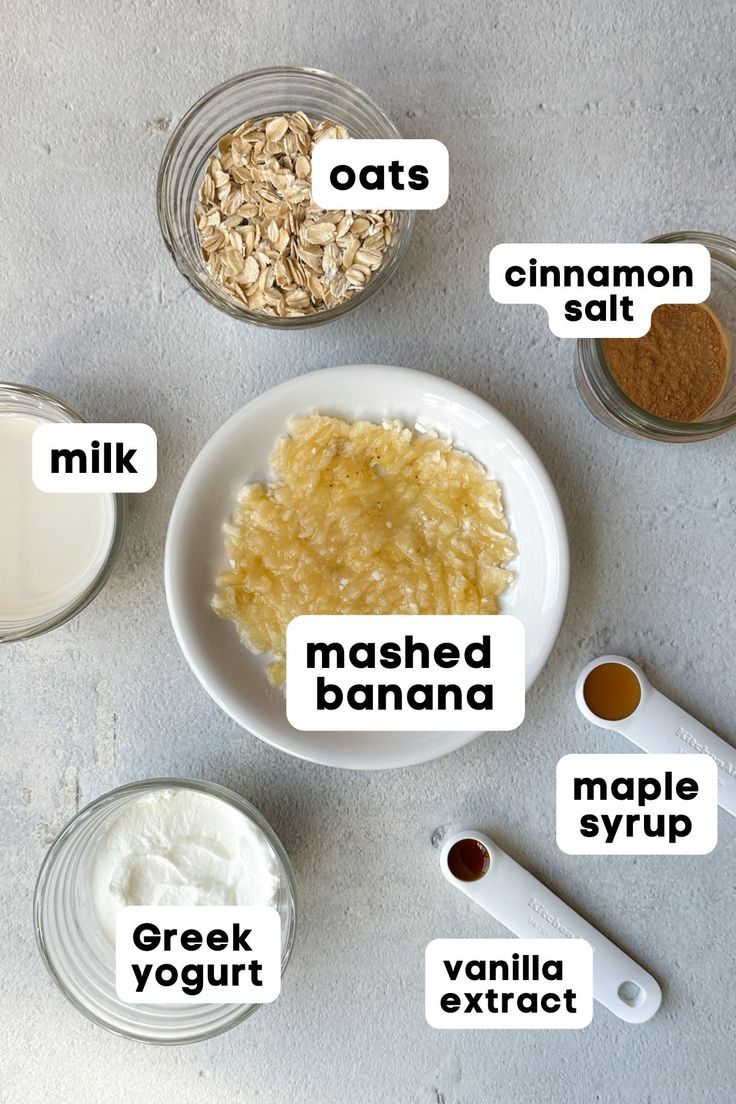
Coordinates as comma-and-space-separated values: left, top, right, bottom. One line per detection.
165, 366, 569, 769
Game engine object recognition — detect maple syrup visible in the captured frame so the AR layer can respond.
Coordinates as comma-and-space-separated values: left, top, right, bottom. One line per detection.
583, 662, 642, 722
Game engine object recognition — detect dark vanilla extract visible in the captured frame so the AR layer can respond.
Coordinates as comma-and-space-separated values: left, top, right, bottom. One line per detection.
447, 838, 491, 881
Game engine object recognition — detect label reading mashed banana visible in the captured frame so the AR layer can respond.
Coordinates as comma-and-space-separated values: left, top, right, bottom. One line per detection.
286, 614, 525, 731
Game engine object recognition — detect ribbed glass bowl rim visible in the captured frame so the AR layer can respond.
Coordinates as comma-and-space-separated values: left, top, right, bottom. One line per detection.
576, 230, 736, 441
156, 65, 415, 329
0, 381, 126, 641
34, 776, 298, 1045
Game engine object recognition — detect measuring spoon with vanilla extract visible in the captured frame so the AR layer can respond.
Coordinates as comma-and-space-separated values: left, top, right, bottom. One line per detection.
440, 831, 662, 1023
575, 655, 736, 818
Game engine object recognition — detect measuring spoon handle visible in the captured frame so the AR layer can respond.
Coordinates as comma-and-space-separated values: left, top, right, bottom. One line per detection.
625, 689, 736, 817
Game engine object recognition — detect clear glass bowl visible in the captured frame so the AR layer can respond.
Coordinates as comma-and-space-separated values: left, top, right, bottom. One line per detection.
34, 778, 298, 1045
157, 66, 415, 328
0, 382, 125, 642
575, 231, 736, 442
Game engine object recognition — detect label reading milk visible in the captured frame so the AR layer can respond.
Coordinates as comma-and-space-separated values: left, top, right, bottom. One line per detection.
311, 139, 449, 210
425, 938, 593, 1029
285, 614, 525, 732
116, 905, 281, 1004
556, 753, 718, 855
488, 243, 711, 337
32, 423, 157, 493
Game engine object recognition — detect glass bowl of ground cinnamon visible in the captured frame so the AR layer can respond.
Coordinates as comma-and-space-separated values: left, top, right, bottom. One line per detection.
575, 231, 736, 441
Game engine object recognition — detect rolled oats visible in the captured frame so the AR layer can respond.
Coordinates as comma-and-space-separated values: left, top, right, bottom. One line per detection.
196, 113, 393, 317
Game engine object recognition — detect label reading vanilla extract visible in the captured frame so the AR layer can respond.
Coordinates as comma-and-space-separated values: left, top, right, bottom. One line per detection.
425, 938, 593, 1029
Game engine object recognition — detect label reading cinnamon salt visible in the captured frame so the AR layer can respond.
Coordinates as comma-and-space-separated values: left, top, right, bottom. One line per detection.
488, 243, 711, 337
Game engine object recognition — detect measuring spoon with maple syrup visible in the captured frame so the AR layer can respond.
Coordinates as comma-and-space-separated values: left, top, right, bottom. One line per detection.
575, 654, 736, 817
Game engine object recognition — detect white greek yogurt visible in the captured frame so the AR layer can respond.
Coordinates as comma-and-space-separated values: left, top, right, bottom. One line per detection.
89, 787, 281, 943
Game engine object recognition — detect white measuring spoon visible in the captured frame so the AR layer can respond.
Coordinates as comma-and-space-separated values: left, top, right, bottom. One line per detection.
440, 830, 661, 1023
575, 655, 736, 817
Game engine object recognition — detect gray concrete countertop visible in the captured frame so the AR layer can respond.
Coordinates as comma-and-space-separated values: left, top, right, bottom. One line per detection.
2, 2, 735, 1101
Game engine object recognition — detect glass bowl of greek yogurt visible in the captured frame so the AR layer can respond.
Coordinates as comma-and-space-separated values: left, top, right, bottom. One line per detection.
34, 778, 297, 1044
0, 382, 125, 642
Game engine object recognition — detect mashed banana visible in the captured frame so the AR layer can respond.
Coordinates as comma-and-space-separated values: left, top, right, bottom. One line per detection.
213, 415, 517, 686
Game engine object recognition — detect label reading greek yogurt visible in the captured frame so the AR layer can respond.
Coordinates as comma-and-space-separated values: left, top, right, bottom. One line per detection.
115, 905, 281, 1004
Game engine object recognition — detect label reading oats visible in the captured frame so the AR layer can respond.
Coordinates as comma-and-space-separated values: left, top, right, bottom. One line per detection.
311, 139, 449, 210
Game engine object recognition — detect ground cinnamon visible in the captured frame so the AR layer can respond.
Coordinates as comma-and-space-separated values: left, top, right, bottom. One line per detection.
601, 303, 729, 422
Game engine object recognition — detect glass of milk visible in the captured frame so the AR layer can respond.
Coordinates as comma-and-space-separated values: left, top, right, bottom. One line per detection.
0, 383, 125, 641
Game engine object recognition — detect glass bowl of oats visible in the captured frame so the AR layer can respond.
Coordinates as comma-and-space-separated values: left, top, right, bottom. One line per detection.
157, 67, 415, 327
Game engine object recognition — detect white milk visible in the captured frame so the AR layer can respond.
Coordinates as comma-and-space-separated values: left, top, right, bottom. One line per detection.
0, 413, 115, 622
